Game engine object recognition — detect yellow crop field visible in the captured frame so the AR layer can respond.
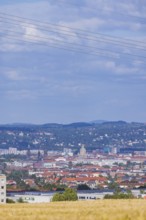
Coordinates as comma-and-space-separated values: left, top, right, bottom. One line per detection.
0, 200, 146, 220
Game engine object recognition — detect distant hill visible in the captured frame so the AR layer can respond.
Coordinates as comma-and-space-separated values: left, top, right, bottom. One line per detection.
0, 120, 146, 153
0, 123, 36, 128
64, 122, 92, 128
0, 120, 144, 128
102, 120, 128, 126
40, 123, 63, 128
90, 120, 108, 124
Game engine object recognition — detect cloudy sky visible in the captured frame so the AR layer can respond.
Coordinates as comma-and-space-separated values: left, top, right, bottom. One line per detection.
0, 0, 146, 124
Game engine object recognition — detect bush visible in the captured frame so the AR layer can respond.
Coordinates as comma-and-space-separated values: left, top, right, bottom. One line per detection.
104, 192, 135, 199
64, 188, 78, 201
6, 198, 15, 203
17, 197, 25, 203
77, 184, 91, 190
52, 193, 65, 202
52, 188, 78, 202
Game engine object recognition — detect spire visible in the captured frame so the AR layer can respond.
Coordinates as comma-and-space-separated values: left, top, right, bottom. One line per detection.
80, 144, 87, 157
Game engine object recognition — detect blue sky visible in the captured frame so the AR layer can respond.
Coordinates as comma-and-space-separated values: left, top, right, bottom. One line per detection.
0, 0, 146, 124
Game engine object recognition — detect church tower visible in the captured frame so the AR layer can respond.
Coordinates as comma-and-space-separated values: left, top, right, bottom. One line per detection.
80, 145, 87, 157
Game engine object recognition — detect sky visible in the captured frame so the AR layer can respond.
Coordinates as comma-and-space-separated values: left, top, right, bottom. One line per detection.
0, 0, 146, 124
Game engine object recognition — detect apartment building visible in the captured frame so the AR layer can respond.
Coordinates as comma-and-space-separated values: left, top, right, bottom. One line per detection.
0, 175, 6, 204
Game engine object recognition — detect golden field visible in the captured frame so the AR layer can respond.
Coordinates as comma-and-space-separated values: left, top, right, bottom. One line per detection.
0, 200, 146, 220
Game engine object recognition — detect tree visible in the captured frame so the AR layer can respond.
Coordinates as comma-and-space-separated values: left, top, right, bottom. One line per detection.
6, 198, 15, 203
108, 181, 119, 190
104, 191, 135, 199
63, 188, 78, 201
140, 189, 145, 194
52, 193, 65, 202
77, 184, 91, 190
52, 188, 78, 202
17, 197, 25, 203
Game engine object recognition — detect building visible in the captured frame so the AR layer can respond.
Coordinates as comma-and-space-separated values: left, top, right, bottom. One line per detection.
0, 175, 6, 204
7, 190, 115, 203
78, 191, 113, 200
80, 145, 87, 157
7, 192, 54, 203
112, 147, 117, 154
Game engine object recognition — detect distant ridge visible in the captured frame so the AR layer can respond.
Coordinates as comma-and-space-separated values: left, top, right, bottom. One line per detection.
90, 120, 108, 124
41, 123, 63, 128
102, 120, 127, 125
0, 123, 36, 127
0, 120, 146, 152
64, 122, 92, 127
0, 120, 145, 128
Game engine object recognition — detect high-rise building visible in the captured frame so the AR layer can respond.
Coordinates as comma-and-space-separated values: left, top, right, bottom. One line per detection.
0, 175, 6, 204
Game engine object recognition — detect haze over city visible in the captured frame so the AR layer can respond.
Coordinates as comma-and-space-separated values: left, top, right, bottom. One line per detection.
0, 0, 146, 124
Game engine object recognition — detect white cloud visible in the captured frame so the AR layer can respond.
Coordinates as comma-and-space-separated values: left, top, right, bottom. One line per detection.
2, 70, 28, 81
103, 61, 139, 75
0, 0, 146, 124
0, 0, 145, 55
24, 24, 40, 41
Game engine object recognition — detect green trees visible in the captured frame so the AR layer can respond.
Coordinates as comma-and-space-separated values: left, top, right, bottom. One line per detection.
64, 188, 78, 201
52, 193, 65, 202
6, 198, 15, 203
17, 197, 25, 203
52, 188, 78, 202
77, 184, 91, 190
104, 191, 135, 199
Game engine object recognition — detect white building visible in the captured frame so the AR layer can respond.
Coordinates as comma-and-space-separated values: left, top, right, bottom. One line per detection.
7, 192, 54, 203
0, 175, 6, 204
7, 190, 114, 203
80, 145, 87, 157
9, 147, 18, 155
78, 191, 113, 200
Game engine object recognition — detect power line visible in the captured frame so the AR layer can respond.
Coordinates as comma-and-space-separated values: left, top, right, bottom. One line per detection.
0, 27, 120, 56
1, 17, 146, 52
1, 26, 146, 60
0, 12, 145, 63
0, 33, 119, 60
0, 12, 146, 62
2, 27, 145, 65
0, 12, 145, 47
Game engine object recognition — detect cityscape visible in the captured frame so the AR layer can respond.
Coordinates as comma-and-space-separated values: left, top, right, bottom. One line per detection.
1, 121, 146, 203
0, 0, 146, 219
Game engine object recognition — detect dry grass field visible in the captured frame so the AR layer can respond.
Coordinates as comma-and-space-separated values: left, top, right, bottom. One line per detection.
0, 200, 146, 220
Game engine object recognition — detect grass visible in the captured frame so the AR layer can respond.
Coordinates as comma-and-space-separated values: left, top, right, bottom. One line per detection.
0, 200, 146, 220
